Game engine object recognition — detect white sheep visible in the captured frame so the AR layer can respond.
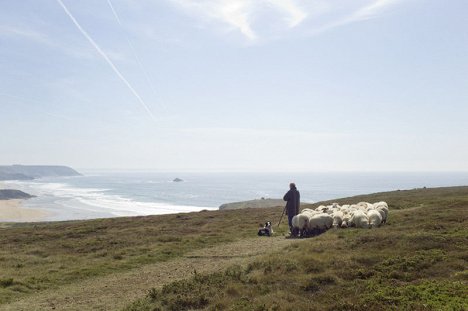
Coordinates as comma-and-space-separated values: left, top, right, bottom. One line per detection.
329, 203, 340, 209
340, 204, 350, 211
341, 213, 351, 228
356, 202, 372, 212
374, 201, 388, 209
375, 207, 387, 223
350, 210, 369, 229
348, 204, 358, 213
290, 201, 387, 236
332, 211, 344, 228
324, 208, 334, 215
291, 214, 309, 236
308, 213, 333, 232
374, 201, 389, 223
302, 210, 319, 219
367, 209, 383, 228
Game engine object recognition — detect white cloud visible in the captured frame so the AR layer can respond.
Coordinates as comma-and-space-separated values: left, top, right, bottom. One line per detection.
353, 0, 401, 21
217, 1, 257, 40
307, 0, 401, 36
168, 0, 306, 41
266, 0, 307, 27
166, 0, 404, 41
169, 0, 255, 40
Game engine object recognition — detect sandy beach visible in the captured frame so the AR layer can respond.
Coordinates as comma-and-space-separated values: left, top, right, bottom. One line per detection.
0, 199, 49, 222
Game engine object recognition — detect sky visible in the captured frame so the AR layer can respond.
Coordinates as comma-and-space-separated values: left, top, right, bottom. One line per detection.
1, 0, 467, 172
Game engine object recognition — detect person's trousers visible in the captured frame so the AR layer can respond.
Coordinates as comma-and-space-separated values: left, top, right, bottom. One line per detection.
287, 209, 294, 230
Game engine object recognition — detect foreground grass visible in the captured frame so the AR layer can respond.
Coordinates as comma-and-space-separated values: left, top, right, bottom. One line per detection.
0, 207, 284, 304
125, 187, 468, 311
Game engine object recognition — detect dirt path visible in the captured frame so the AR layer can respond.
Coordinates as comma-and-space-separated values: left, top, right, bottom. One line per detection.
2, 236, 301, 311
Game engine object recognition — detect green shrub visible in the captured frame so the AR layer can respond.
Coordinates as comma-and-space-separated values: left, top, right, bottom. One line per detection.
363, 280, 468, 310
0, 278, 14, 288
302, 275, 337, 293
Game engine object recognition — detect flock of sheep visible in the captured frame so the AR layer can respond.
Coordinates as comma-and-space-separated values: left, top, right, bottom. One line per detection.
292, 201, 389, 237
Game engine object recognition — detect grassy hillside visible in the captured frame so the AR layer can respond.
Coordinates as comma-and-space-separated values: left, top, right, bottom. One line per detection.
0, 205, 283, 305
125, 187, 468, 311
0, 186, 467, 310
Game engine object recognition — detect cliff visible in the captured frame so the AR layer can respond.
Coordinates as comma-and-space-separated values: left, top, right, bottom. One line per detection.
0, 189, 34, 200
0, 165, 81, 180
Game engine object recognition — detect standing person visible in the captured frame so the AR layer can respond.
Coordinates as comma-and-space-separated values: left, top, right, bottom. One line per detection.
283, 182, 300, 236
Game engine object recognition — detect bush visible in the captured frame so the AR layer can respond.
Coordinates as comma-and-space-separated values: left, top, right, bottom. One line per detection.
363, 280, 468, 310
0, 278, 14, 288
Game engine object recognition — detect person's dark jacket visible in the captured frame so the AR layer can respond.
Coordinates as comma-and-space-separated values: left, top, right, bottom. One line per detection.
283, 187, 300, 216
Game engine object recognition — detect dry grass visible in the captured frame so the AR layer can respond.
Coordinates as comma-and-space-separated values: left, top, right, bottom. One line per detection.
1, 186, 467, 310
0, 204, 285, 305
124, 186, 468, 311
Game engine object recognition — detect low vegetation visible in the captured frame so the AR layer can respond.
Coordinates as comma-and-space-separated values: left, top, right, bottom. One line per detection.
125, 186, 468, 311
0, 204, 282, 304
1, 186, 467, 310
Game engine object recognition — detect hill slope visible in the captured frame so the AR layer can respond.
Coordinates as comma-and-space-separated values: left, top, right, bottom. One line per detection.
0, 165, 81, 180
0, 186, 467, 310
0, 190, 34, 200
126, 187, 468, 311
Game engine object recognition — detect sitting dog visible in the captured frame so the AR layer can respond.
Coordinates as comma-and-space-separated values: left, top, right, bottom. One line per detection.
257, 221, 273, 236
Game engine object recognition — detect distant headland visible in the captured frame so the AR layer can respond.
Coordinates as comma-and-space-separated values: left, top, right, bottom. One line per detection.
0, 165, 81, 181
0, 189, 35, 200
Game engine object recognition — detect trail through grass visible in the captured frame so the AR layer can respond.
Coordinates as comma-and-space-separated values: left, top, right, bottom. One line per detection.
2, 237, 300, 310
125, 187, 468, 311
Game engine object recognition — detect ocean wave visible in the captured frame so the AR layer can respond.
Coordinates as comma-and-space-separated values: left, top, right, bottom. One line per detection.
4, 179, 216, 219
76, 195, 214, 216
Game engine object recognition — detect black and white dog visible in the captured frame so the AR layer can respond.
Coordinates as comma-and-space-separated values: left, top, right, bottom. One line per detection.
257, 221, 273, 236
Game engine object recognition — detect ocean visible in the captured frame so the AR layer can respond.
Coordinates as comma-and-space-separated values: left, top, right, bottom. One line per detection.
3, 171, 468, 221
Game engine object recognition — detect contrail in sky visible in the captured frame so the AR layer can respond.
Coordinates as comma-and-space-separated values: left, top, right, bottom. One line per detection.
56, 0, 157, 121
106, 0, 123, 25
106, 0, 165, 111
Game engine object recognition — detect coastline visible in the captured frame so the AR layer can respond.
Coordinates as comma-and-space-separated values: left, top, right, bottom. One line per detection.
0, 199, 50, 222
4, 171, 468, 223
